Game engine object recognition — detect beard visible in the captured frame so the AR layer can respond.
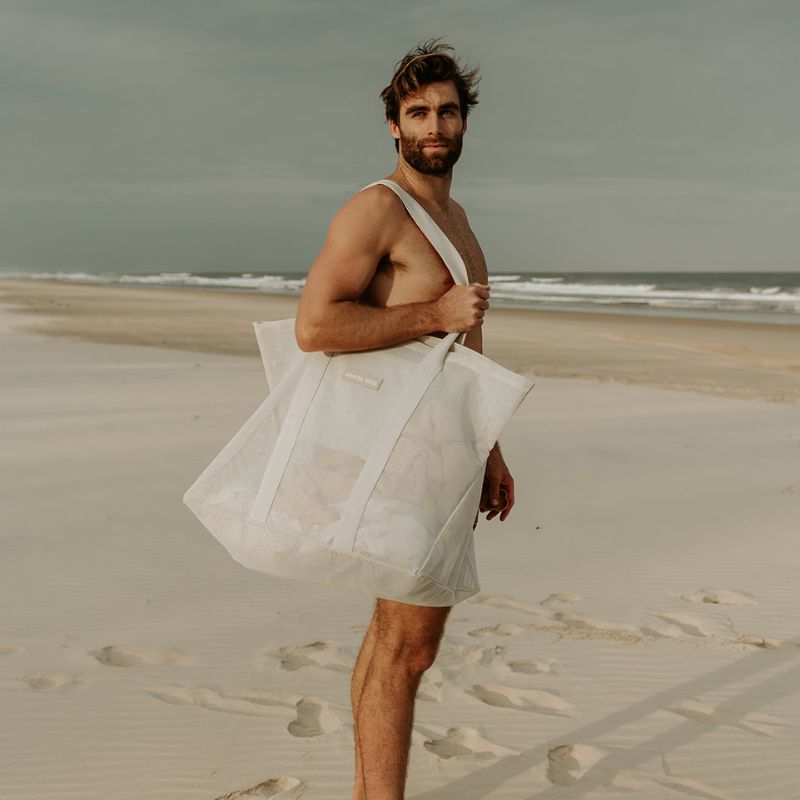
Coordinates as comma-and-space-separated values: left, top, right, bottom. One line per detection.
399, 128, 463, 175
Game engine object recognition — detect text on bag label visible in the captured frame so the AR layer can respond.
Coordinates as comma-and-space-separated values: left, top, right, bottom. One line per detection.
342, 367, 383, 391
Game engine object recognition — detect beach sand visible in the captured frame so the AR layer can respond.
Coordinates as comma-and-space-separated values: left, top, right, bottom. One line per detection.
1, 277, 799, 799
1, 277, 799, 405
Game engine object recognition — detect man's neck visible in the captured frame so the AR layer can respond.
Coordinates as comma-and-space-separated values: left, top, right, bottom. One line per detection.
388, 165, 453, 213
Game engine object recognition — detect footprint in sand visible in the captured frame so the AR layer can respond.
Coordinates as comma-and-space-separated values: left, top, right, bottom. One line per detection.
287, 697, 342, 737
146, 684, 301, 717
467, 623, 525, 637
0, 672, 82, 691
0, 642, 24, 655
540, 592, 583, 606
640, 620, 687, 640
546, 744, 738, 797
545, 744, 677, 791
547, 743, 608, 786
551, 611, 636, 634
681, 588, 758, 605
468, 594, 550, 617
423, 726, 515, 760
236, 689, 306, 708
551, 611, 641, 643
410, 725, 437, 747
275, 640, 353, 673
470, 684, 577, 717
506, 657, 556, 676
668, 699, 788, 737
214, 775, 305, 800
90, 645, 191, 667
437, 642, 506, 668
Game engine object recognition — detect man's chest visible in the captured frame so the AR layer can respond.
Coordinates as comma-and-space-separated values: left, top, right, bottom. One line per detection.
386, 211, 488, 289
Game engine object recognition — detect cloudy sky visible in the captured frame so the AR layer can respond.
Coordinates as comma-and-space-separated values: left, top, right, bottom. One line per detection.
2, 0, 799, 274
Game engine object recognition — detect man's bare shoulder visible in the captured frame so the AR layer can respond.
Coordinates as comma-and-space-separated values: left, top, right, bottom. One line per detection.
319, 184, 407, 261
331, 182, 405, 230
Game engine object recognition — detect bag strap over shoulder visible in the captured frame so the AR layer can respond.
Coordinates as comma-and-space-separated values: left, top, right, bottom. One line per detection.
247, 180, 477, 530
360, 178, 471, 347
360, 179, 470, 286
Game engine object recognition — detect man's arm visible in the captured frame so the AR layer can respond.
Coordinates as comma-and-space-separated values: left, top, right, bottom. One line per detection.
295, 187, 443, 353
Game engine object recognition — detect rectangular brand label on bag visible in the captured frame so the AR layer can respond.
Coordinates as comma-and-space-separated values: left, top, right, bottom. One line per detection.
342, 367, 383, 391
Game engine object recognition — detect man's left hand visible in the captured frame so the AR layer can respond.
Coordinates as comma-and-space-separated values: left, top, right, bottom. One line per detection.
480, 445, 515, 522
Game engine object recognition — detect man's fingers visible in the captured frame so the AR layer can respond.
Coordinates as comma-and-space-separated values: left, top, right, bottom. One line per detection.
498, 481, 514, 521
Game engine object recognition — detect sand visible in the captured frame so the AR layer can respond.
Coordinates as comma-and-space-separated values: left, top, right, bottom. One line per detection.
1, 277, 799, 405
1, 277, 799, 799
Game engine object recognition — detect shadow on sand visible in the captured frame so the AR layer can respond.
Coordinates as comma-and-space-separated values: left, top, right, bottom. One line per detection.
410, 644, 799, 799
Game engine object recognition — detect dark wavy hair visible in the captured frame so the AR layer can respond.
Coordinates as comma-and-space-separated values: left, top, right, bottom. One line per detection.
379, 37, 481, 152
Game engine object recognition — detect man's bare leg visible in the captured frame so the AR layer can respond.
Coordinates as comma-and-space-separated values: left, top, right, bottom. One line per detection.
353, 597, 451, 800
352, 601, 380, 800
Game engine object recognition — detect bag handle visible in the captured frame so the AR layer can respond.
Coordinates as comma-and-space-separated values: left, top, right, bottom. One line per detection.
360, 179, 471, 347
330, 323, 459, 551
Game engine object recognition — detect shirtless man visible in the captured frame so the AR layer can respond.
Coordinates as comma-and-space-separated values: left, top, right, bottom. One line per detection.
294, 39, 516, 799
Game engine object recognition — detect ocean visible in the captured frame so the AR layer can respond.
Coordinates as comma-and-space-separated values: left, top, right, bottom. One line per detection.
2, 269, 799, 325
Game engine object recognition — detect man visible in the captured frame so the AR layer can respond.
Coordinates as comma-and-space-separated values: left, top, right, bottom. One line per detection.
294, 38, 516, 800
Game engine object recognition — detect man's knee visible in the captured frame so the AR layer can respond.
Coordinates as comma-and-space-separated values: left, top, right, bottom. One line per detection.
376, 633, 440, 675
373, 599, 450, 676
411, 636, 446, 673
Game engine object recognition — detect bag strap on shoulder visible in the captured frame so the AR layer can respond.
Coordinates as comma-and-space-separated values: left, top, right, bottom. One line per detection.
361, 178, 471, 347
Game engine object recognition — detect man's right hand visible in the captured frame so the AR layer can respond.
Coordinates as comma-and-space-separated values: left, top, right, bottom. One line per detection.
435, 282, 491, 334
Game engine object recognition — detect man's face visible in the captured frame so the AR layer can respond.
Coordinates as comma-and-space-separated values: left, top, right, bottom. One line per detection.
392, 81, 466, 175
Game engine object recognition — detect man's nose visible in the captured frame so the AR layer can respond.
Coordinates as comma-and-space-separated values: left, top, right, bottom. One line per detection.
427, 114, 445, 134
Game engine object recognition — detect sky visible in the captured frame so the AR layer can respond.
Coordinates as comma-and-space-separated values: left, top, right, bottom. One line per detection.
2, 0, 799, 274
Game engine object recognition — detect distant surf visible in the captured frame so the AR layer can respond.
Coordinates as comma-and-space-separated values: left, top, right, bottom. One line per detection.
2, 270, 798, 325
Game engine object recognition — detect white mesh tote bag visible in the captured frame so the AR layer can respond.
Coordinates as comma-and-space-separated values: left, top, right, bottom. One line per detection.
183, 179, 535, 606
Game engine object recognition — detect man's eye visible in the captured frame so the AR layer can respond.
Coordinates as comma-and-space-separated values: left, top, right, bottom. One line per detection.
411, 110, 454, 117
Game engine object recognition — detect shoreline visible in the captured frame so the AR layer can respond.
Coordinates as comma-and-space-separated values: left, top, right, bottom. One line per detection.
2, 276, 799, 405
3, 271, 798, 328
